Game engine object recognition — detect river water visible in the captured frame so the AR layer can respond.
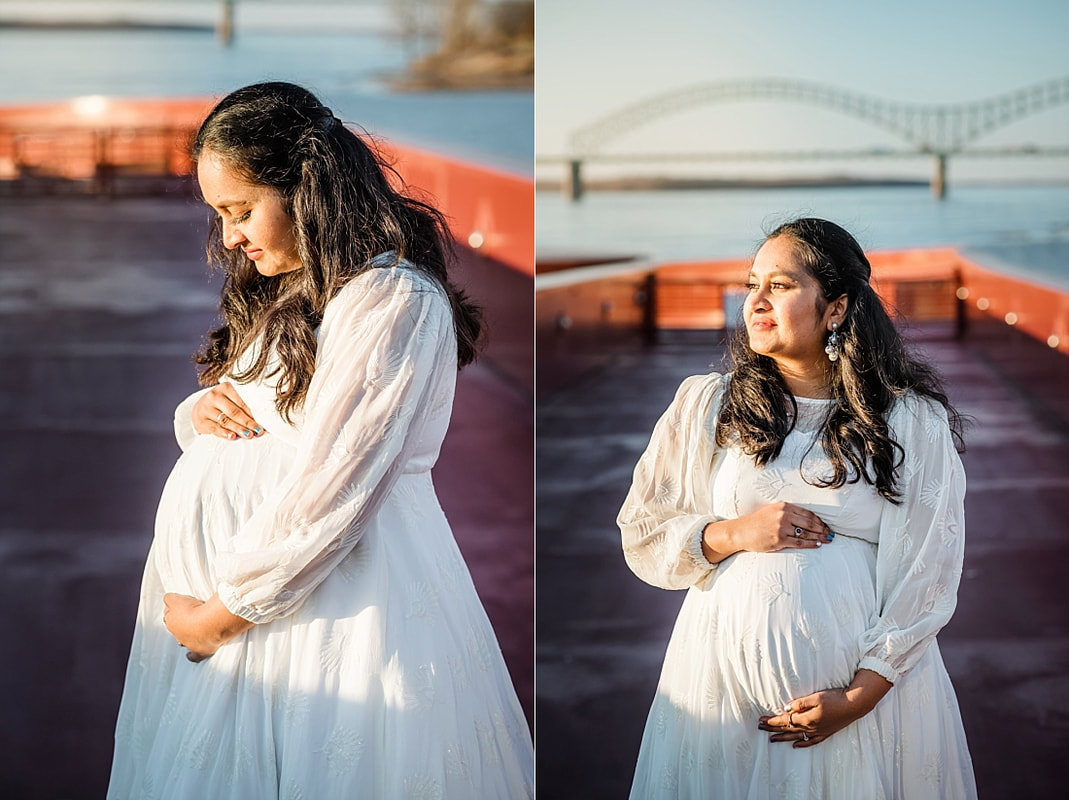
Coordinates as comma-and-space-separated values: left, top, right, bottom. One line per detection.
537, 184, 1069, 289
0, 22, 533, 173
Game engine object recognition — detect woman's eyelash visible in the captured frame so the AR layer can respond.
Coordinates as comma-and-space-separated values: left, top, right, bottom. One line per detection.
744, 281, 791, 291
232, 211, 251, 223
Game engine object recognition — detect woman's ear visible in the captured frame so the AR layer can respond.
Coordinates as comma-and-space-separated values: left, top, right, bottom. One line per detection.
828, 294, 848, 328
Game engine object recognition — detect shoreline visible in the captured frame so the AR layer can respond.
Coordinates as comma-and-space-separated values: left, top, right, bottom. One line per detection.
0, 19, 209, 31
0, 2, 396, 34
536, 176, 1069, 192
536, 175, 929, 192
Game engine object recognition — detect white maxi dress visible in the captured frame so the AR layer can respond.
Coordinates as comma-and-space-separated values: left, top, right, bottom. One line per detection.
108, 264, 533, 799
619, 373, 976, 800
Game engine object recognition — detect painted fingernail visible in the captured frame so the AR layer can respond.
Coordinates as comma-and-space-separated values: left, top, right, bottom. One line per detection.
828, 530, 836, 541
242, 430, 251, 438
253, 426, 263, 435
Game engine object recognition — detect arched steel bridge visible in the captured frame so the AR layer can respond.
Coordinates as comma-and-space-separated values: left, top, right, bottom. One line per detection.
551, 76, 1069, 199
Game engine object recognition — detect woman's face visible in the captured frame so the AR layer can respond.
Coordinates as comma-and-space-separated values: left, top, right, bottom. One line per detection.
743, 235, 844, 372
197, 150, 302, 277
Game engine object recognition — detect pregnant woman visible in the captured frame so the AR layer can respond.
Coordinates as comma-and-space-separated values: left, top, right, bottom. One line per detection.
107, 82, 533, 798
619, 218, 976, 798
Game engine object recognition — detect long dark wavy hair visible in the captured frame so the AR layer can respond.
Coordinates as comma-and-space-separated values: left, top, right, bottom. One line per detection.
191, 81, 483, 420
715, 217, 965, 503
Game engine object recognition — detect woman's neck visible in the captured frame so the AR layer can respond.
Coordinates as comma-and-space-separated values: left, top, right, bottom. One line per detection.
775, 360, 831, 399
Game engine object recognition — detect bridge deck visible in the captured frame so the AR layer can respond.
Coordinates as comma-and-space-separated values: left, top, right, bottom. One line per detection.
536, 324, 1069, 800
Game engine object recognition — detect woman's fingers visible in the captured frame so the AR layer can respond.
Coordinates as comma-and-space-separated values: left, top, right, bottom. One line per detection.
206, 384, 263, 440
781, 504, 833, 547
791, 505, 830, 535
216, 382, 255, 419
761, 695, 831, 746
212, 409, 256, 441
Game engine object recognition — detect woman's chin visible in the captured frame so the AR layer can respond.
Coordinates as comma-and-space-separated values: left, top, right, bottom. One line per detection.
745, 335, 775, 357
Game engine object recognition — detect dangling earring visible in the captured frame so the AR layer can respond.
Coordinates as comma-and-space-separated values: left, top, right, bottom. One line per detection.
825, 322, 841, 362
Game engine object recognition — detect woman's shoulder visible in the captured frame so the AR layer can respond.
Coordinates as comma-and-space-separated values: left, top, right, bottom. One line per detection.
666, 372, 730, 421
674, 371, 730, 402
336, 256, 443, 299
887, 389, 952, 439
324, 257, 446, 320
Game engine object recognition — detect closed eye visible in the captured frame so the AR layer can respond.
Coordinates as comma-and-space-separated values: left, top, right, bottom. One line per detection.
232, 210, 251, 224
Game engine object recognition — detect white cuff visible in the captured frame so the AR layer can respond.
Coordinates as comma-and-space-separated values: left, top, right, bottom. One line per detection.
858, 655, 900, 685
684, 518, 720, 571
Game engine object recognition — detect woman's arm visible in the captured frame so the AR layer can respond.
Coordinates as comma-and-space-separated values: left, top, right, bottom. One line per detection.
759, 668, 893, 747
163, 592, 254, 662
855, 394, 966, 683
618, 375, 834, 589
700, 502, 832, 563
617, 374, 727, 590
765, 394, 965, 745
212, 267, 456, 625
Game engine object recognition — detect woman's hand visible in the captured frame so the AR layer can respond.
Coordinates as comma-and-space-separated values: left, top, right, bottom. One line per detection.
192, 383, 264, 440
163, 593, 254, 662
701, 501, 833, 563
758, 669, 893, 747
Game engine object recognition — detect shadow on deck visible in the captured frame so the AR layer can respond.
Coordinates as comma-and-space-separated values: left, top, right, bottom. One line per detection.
536, 323, 1069, 800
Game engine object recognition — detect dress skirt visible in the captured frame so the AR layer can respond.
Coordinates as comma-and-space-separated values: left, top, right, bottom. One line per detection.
630, 535, 974, 800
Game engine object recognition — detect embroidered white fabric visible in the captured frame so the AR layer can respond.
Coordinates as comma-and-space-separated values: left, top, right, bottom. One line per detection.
618, 373, 976, 799
108, 263, 533, 798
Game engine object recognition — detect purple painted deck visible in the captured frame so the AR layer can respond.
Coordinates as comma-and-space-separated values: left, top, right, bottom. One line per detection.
0, 194, 532, 799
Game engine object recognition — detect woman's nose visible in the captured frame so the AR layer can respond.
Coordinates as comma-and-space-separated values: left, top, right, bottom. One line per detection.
747, 284, 770, 310
222, 220, 247, 250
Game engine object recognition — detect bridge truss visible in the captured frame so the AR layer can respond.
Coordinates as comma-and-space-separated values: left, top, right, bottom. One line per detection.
569, 76, 1069, 157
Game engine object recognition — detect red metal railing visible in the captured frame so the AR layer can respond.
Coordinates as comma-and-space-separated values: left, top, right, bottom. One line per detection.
0, 96, 533, 276
537, 248, 1069, 355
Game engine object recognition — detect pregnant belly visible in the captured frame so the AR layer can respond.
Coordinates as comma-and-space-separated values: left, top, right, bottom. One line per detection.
707, 537, 878, 709
151, 433, 295, 597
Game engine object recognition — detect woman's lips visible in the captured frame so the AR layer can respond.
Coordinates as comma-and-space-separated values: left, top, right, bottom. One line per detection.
749, 319, 776, 331
243, 248, 263, 261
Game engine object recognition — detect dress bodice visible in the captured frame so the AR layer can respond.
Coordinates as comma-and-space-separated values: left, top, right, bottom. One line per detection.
219, 266, 455, 472
712, 396, 885, 544
222, 340, 304, 448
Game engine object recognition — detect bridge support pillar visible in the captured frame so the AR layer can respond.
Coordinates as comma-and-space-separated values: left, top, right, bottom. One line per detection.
218, 0, 234, 45
932, 154, 947, 199
566, 159, 583, 201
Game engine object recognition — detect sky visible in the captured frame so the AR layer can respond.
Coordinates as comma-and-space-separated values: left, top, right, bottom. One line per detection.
535, 0, 1069, 182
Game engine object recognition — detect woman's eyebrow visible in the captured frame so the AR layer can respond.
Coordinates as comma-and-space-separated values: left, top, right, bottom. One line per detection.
748, 269, 802, 281
204, 199, 247, 213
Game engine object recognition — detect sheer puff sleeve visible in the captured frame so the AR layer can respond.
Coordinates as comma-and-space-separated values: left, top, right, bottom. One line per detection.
857, 393, 967, 684
618, 373, 728, 590
215, 265, 456, 624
